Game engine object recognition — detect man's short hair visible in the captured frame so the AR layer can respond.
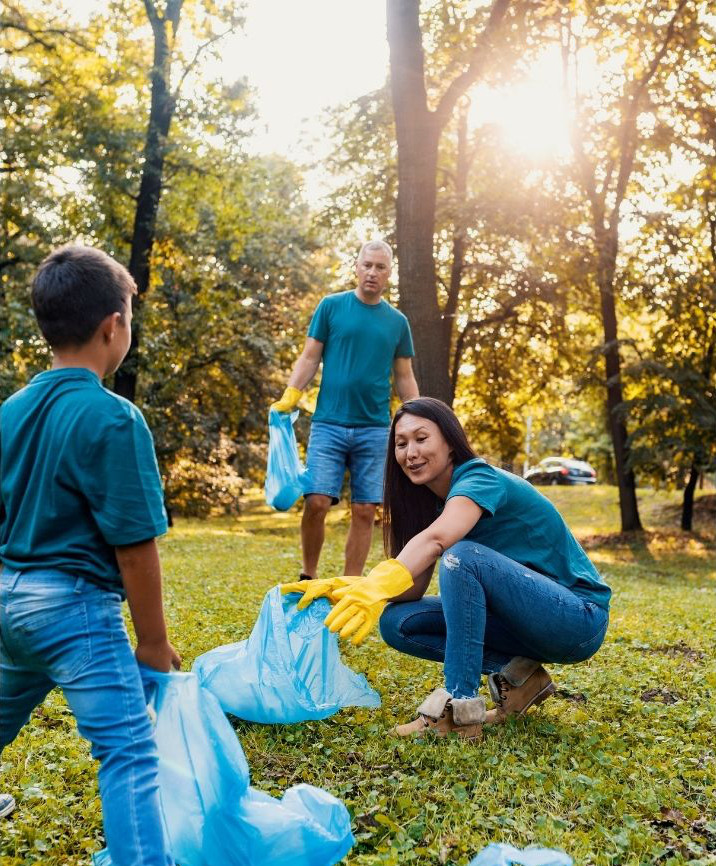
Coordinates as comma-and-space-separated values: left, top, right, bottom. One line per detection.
31, 245, 137, 348
357, 240, 393, 263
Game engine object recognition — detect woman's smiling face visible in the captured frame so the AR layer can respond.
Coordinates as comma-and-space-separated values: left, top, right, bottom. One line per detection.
394, 413, 454, 492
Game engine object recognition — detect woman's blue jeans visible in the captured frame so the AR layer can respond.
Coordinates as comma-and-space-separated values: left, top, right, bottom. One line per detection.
379, 541, 609, 699
0, 569, 171, 866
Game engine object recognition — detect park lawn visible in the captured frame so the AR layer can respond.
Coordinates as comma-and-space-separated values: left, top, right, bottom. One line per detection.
1, 487, 715, 866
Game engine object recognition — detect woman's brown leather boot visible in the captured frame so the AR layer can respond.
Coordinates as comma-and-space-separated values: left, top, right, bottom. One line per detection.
484, 657, 555, 724
394, 687, 485, 741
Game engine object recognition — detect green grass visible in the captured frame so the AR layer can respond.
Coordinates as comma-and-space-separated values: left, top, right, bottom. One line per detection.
2, 487, 715, 866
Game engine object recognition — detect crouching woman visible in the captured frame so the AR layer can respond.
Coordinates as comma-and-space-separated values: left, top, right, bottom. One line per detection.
285, 397, 610, 741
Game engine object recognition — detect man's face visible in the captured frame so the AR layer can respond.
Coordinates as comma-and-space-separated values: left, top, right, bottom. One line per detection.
356, 248, 391, 298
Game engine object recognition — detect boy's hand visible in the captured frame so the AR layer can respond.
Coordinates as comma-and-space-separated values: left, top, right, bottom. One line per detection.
136, 639, 182, 672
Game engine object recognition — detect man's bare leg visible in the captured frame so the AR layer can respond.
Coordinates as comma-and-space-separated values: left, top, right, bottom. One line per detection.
301, 494, 333, 578
344, 502, 377, 576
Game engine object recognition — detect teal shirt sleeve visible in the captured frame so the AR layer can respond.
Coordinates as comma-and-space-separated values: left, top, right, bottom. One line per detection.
307, 297, 330, 343
82, 406, 168, 547
395, 317, 415, 358
447, 462, 506, 518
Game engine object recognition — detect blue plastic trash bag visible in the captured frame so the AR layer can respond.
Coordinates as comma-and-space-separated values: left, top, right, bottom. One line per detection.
92, 668, 353, 866
469, 843, 573, 866
193, 585, 381, 723
265, 408, 310, 511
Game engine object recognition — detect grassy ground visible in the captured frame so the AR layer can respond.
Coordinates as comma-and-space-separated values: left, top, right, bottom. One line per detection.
2, 486, 715, 866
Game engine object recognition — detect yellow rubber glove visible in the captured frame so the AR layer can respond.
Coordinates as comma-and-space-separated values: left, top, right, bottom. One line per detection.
270, 386, 303, 413
324, 559, 414, 645
280, 576, 358, 611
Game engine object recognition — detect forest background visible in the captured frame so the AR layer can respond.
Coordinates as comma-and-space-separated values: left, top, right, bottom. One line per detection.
1, 0, 715, 533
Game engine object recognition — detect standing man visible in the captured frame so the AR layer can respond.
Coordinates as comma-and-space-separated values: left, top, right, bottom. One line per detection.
272, 240, 419, 579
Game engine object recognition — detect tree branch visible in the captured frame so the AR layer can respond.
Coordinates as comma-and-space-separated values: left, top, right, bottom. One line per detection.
433, 0, 511, 130
609, 0, 688, 225
173, 23, 240, 100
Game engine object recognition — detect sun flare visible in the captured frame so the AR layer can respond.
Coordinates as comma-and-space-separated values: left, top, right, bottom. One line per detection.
469, 48, 572, 160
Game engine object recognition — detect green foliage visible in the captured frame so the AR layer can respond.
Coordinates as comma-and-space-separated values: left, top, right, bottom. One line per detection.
320, 0, 715, 515
621, 142, 716, 489
0, 0, 328, 510
2, 489, 715, 865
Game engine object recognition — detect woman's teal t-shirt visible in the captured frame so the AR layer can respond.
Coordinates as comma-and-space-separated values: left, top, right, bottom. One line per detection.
446, 458, 611, 610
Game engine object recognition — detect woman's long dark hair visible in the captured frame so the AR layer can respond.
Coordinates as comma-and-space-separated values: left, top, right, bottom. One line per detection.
383, 398, 476, 557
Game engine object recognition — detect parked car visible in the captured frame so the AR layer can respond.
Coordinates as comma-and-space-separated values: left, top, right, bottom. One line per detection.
524, 457, 597, 486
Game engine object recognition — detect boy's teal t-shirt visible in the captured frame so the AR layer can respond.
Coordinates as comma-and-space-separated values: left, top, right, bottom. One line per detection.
308, 291, 414, 427
445, 458, 611, 610
0, 368, 168, 595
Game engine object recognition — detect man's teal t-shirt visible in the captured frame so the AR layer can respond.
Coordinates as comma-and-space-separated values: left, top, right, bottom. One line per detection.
0, 368, 168, 595
446, 458, 611, 610
308, 291, 414, 427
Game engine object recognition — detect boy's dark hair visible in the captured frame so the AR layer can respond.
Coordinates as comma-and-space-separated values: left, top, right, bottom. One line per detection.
31, 245, 136, 348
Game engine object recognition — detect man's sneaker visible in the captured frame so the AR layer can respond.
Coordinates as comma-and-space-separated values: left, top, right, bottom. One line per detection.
394, 687, 484, 741
299, 572, 314, 581
0, 794, 16, 818
484, 659, 555, 724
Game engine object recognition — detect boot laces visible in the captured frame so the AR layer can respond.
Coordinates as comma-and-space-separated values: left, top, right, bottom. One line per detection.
494, 674, 511, 705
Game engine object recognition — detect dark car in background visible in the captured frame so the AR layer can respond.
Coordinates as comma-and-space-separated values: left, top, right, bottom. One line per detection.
524, 457, 597, 486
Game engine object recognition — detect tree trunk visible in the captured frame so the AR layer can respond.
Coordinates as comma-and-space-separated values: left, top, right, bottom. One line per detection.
388, 0, 450, 401
114, 0, 182, 402
567, 5, 688, 533
681, 462, 699, 532
394, 122, 452, 400
596, 228, 642, 531
387, 0, 509, 405
447, 102, 469, 403
681, 333, 715, 531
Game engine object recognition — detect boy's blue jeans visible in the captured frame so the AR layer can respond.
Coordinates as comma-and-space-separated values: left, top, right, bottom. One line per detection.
0, 569, 171, 866
379, 541, 609, 699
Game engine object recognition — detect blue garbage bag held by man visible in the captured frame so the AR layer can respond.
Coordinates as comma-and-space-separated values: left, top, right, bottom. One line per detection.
265, 409, 310, 511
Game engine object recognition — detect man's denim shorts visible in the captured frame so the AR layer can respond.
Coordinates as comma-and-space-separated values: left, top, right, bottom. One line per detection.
305, 421, 390, 504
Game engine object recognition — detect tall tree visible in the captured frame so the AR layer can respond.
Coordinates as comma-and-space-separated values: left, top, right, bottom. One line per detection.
563, 0, 697, 531
623, 71, 716, 531
0, 0, 326, 511
387, 0, 511, 401
0, 1, 90, 395
114, 0, 240, 401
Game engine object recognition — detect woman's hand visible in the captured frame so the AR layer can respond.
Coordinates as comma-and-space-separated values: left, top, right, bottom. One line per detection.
281, 576, 357, 610
324, 559, 414, 644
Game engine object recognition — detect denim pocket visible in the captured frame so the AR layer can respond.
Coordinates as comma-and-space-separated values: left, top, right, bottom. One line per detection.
17, 600, 92, 679
562, 606, 609, 663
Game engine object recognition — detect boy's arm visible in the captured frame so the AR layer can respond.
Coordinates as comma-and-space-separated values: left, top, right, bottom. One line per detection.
116, 538, 181, 672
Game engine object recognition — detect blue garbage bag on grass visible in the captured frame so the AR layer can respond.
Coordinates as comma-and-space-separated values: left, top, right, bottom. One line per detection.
469, 843, 573, 866
265, 408, 310, 511
92, 668, 353, 866
193, 586, 381, 723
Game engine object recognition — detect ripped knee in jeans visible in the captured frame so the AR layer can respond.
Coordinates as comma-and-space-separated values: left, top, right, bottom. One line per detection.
442, 552, 461, 571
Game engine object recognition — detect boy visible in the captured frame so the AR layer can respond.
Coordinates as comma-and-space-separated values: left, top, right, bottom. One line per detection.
0, 246, 179, 866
